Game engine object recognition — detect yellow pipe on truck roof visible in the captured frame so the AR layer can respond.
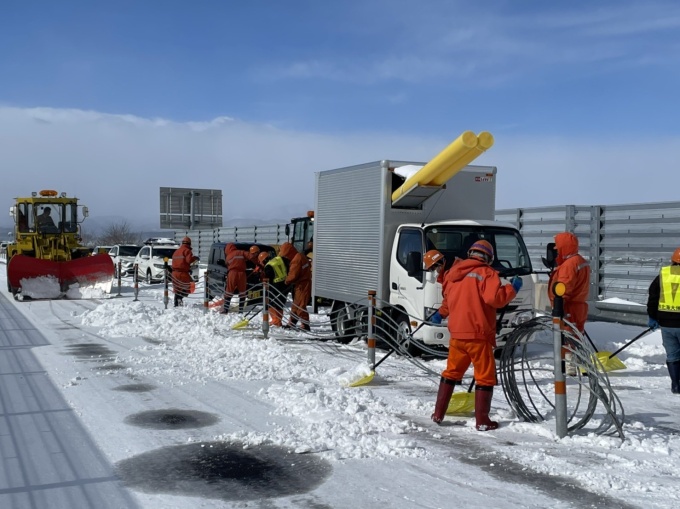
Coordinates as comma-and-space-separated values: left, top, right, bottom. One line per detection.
391, 130, 478, 203
429, 131, 494, 186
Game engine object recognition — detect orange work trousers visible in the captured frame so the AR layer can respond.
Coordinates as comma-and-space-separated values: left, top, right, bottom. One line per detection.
442, 338, 497, 387
287, 280, 311, 327
225, 271, 247, 311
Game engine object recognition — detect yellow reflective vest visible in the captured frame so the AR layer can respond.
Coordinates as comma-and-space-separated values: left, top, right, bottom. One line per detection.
658, 265, 680, 313
266, 256, 287, 283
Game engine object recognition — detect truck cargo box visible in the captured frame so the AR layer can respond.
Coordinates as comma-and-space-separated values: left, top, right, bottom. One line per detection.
313, 160, 496, 305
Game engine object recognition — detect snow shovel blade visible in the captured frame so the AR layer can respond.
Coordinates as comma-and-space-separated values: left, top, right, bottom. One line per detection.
231, 318, 251, 330
8, 253, 114, 295
592, 352, 627, 372
348, 371, 375, 387
446, 392, 475, 415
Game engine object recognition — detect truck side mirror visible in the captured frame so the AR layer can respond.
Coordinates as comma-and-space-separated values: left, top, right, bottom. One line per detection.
406, 251, 423, 279
542, 242, 557, 270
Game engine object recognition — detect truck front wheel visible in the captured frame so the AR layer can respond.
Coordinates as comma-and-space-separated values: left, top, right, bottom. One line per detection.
394, 312, 422, 357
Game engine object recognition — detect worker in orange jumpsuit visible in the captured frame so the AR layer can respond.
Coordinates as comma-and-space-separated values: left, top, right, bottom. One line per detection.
547, 232, 590, 333
223, 244, 258, 313
430, 240, 521, 430
171, 237, 199, 307
280, 242, 312, 331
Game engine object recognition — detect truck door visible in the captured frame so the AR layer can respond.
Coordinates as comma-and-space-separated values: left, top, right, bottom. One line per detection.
390, 228, 425, 318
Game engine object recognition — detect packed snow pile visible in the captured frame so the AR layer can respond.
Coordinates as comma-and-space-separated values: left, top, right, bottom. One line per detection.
73, 293, 680, 506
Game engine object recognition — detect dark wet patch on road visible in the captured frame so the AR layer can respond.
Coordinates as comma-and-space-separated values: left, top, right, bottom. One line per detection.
92, 363, 126, 371
124, 409, 219, 430
112, 383, 157, 393
115, 441, 332, 501
63, 343, 116, 361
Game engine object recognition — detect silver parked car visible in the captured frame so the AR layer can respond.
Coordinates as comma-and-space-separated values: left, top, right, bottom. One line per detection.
108, 244, 143, 279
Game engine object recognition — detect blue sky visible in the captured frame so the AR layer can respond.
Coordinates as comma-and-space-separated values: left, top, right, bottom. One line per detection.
1, 0, 679, 226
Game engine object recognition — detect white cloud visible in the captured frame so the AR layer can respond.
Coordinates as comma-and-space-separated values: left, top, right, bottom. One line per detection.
0, 106, 678, 232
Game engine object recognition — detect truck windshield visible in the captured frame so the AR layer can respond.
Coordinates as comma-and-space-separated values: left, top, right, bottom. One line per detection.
425, 225, 532, 277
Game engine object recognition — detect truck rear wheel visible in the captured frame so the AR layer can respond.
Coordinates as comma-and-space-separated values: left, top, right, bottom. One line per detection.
330, 301, 357, 344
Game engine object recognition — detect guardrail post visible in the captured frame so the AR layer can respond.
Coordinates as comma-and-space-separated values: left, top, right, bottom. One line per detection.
552, 281, 568, 438
116, 260, 122, 297
262, 279, 270, 339
163, 258, 169, 309
367, 290, 376, 369
133, 263, 139, 302
203, 272, 209, 313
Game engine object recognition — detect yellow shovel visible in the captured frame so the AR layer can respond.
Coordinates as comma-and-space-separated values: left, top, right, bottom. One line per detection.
592, 327, 653, 372
347, 350, 396, 387
446, 378, 475, 415
348, 371, 375, 387
582, 330, 626, 373
231, 307, 262, 330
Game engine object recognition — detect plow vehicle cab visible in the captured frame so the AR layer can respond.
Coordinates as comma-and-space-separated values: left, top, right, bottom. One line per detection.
6, 190, 114, 297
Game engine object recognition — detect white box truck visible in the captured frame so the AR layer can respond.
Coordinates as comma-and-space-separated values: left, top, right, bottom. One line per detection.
312, 159, 534, 354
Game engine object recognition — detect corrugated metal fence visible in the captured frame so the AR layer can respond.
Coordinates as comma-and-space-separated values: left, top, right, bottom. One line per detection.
174, 200, 680, 326
173, 224, 289, 262
496, 200, 680, 325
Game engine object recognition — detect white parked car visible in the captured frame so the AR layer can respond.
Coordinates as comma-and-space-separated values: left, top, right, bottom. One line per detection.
108, 244, 142, 279
134, 243, 179, 284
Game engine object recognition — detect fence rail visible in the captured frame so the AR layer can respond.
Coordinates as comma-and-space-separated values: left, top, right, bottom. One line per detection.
172, 200, 680, 327
497, 200, 680, 325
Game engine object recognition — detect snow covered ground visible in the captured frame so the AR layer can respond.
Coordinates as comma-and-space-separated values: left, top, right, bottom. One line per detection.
1, 271, 679, 508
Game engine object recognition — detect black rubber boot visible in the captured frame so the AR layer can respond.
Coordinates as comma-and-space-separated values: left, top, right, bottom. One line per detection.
667, 360, 680, 394
431, 377, 458, 424
173, 295, 180, 307
475, 386, 499, 431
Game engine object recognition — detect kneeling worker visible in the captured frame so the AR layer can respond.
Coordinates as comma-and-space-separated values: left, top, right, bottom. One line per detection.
259, 250, 290, 327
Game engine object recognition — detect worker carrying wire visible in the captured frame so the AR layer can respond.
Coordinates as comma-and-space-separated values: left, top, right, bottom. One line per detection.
430, 240, 522, 430
171, 237, 199, 307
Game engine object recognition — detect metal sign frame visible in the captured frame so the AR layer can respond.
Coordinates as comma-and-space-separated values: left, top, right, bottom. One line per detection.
160, 187, 222, 230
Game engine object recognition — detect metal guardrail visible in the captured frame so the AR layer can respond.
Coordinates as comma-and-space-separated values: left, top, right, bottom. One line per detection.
172, 200, 680, 326
497, 200, 680, 325
172, 224, 289, 265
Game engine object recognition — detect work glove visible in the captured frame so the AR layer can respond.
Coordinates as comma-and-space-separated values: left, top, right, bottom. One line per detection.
430, 311, 442, 324
511, 276, 523, 293
648, 317, 659, 330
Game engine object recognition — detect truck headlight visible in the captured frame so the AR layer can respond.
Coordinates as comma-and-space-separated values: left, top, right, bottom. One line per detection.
510, 311, 534, 327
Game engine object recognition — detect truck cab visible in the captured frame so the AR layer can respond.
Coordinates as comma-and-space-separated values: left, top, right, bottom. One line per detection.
390, 221, 533, 349
287, 211, 314, 255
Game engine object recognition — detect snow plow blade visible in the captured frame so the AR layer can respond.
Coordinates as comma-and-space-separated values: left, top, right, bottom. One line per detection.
8, 254, 114, 296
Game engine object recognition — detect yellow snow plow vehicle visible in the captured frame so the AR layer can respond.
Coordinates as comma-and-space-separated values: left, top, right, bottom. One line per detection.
5, 190, 114, 297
